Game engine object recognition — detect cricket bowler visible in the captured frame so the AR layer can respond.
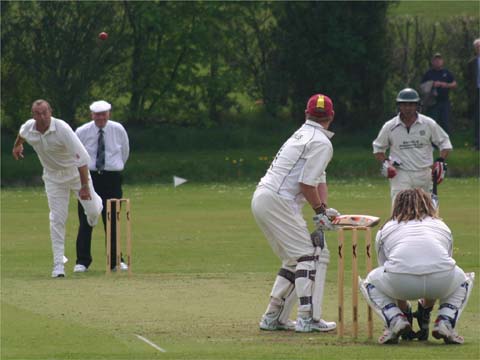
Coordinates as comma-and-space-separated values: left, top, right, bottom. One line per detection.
12, 100, 103, 277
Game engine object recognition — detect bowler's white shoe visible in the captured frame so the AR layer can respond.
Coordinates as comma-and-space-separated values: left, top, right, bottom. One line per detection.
295, 317, 336, 333
51, 264, 65, 278
73, 264, 88, 273
378, 314, 411, 344
120, 262, 129, 271
432, 318, 464, 344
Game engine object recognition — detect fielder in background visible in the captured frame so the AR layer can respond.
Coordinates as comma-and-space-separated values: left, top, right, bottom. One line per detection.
466, 38, 480, 151
420, 53, 457, 134
74, 100, 130, 272
359, 189, 474, 345
251, 94, 339, 333
373, 88, 452, 204
12, 100, 103, 278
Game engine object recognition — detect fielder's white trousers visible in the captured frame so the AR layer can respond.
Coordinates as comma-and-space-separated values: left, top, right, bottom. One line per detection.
390, 168, 431, 203
43, 168, 103, 267
366, 265, 467, 301
251, 186, 314, 263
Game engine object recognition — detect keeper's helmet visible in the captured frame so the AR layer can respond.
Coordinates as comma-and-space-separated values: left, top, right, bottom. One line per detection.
396, 88, 420, 103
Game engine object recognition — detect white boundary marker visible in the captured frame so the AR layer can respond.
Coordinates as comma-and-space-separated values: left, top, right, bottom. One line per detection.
135, 334, 167, 353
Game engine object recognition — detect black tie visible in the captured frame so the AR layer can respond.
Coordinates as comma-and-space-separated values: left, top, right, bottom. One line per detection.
96, 129, 105, 171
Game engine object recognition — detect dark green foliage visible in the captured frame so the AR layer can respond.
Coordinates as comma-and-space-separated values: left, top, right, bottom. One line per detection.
1, 1, 128, 126
270, 1, 391, 128
2, 2, 478, 139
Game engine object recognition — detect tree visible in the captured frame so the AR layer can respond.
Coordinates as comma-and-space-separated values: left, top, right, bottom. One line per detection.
270, 1, 392, 127
123, 1, 199, 123
1, 1, 128, 128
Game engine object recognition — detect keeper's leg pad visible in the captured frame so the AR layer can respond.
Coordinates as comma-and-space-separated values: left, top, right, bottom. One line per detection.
358, 277, 403, 327
295, 260, 316, 316
312, 247, 330, 321
438, 272, 475, 328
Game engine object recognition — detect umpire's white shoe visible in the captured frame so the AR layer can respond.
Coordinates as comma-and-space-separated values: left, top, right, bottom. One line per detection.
378, 314, 411, 344
295, 317, 336, 333
73, 264, 88, 273
120, 262, 129, 271
432, 317, 464, 344
51, 264, 65, 278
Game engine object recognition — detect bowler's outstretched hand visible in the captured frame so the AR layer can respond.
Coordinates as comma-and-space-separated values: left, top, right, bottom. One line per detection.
12, 144, 24, 160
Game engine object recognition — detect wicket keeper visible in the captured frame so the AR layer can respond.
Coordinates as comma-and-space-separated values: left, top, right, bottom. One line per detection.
359, 189, 474, 345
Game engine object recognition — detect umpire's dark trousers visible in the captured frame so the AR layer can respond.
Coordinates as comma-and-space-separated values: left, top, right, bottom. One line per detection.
76, 171, 123, 269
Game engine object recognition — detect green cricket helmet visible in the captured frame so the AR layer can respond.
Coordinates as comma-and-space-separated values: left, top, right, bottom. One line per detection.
396, 88, 420, 103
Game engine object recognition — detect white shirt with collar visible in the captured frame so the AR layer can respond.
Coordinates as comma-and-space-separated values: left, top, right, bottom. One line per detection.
375, 217, 455, 275
258, 120, 334, 203
19, 117, 90, 173
75, 120, 130, 171
372, 113, 452, 171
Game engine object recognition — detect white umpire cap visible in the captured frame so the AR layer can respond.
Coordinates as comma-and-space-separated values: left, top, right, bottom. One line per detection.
89, 100, 111, 113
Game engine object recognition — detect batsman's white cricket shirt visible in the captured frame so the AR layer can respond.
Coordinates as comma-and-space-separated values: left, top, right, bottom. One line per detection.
372, 113, 452, 171
258, 120, 334, 204
19, 118, 90, 179
375, 217, 455, 275
76, 120, 130, 171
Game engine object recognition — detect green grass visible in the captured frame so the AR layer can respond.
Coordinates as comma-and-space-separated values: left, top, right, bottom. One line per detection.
389, 1, 479, 19
2, 145, 478, 185
1, 180, 479, 359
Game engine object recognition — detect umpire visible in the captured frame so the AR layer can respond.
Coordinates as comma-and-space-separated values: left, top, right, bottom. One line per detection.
74, 100, 130, 272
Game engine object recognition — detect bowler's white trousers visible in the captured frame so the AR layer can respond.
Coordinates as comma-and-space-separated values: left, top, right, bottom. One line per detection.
43, 168, 102, 267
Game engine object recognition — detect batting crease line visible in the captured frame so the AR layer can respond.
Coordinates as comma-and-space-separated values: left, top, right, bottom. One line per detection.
135, 334, 167, 353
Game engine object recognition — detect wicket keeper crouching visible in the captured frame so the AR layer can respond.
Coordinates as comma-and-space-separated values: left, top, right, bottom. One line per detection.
359, 189, 474, 344
251, 94, 338, 333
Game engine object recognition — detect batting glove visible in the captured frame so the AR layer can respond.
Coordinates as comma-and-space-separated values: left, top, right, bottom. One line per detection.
313, 208, 341, 231
381, 160, 397, 179
313, 213, 335, 230
432, 157, 447, 184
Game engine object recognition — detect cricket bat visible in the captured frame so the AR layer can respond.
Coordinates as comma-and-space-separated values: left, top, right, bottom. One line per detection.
432, 171, 439, 215
332, 214, 380, 228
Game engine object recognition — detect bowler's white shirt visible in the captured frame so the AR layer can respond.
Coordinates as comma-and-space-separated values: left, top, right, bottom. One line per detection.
19, 117, 90, 172
372, 114, 452, 170
258, 120, 333, 203
375, 217, 455, 275
76, 120, 129, 171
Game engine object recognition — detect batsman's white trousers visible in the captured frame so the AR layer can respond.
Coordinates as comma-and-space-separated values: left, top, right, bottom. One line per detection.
43, 168, 103, 267
251, 186, 314, 263
390, 168, 431, 203
366, 265, 467, 300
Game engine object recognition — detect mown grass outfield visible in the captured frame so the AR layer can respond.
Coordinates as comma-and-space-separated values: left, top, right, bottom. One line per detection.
1, 179, 479, 360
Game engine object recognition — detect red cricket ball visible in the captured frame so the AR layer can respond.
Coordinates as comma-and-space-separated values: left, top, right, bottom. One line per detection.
98, 32, 108, 40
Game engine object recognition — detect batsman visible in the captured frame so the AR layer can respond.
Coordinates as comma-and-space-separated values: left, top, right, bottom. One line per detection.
372, 88, 453, 339
251, 94, 339, 333
373, 88, 452, 205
